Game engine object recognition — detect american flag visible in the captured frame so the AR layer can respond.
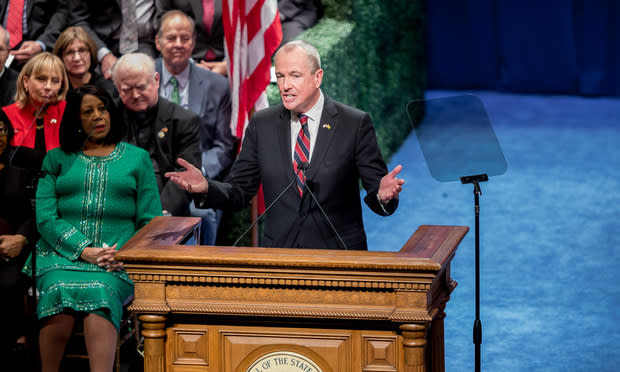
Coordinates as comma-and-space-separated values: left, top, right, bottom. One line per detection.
223, 0, 283, 139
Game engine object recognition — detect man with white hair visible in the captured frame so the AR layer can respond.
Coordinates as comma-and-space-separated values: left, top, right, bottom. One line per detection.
112, 52, 200, 216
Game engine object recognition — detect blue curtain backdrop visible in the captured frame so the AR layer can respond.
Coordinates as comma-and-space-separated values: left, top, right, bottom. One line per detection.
425, 0, 620, 96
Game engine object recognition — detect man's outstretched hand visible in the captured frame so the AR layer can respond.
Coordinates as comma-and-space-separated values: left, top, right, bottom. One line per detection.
164, 158, 209, 194
378, 165, 404, 203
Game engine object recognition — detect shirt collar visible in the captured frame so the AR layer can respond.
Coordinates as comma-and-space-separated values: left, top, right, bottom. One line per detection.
162, 63, 191, 90
291, 89, 324, 124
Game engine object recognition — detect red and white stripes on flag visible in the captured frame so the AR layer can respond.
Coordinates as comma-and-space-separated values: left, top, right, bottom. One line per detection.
223, 0, 283, 140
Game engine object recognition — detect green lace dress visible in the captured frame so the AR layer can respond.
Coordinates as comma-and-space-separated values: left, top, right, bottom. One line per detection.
23, 142, 162, 331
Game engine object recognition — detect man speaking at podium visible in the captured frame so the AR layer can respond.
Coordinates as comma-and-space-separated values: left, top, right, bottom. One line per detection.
166, 40, 404, 250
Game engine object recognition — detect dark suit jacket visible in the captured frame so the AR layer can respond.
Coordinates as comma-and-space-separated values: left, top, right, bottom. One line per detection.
197, 97, 397, 250
278, 0, 321, 43
156, 0, 225, 61
0, 67, 18, 107
122, 99, 201, 216
0, 0, 68, 51
155, 59, 235, 179
69, 0, 157, 57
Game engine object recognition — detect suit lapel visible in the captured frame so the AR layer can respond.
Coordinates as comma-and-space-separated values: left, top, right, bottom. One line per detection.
187, 63, 204, 114
277, 107, 294, 179
190, 0, 204, 24
306, 97, 338, 181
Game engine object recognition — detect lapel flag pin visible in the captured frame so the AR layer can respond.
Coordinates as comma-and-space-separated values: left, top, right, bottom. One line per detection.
322, 123, 331, 130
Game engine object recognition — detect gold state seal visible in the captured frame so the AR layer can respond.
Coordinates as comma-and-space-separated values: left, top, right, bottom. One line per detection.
246, 351, 324, 372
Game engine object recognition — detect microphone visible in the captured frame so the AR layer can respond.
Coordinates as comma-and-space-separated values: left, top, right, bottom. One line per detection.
299, 165, 349, 250
232, 162, 309, 247
8, 100, 49, 171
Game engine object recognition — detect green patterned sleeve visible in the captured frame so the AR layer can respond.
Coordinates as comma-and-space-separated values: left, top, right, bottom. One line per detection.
36, 150, 92, 260
135, 149, 163, 229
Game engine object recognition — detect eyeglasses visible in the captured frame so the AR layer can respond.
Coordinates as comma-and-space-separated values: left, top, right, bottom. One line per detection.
0, 126, 8, 136
63, 48, 89, 59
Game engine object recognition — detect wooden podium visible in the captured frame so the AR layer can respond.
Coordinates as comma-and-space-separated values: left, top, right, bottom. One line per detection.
117, 217, 467, 372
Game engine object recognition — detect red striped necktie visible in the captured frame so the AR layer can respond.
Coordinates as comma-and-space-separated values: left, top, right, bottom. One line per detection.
293, 114, 310, 196
7, 0, 24, 49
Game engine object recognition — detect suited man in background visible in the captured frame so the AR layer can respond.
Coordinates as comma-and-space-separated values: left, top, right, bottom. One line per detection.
278, 0, 321, 44
155, 10, 235, 244
156, 0, 227, 76
69, 0, 158, 79
0, 26, 18, 106
112, 52, 201, 216
166, 40, 404, 250
0, 0, 68, 65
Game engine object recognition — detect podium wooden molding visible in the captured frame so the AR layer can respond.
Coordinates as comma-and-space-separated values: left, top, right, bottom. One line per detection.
118, 217, 468, 372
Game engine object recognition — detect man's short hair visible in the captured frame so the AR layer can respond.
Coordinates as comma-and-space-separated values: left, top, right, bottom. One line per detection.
157, 10, 196, 37
111, 52, 157, 83
275, 40, 322, 73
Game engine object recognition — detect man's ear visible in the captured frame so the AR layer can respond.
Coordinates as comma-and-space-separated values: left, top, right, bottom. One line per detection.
314, 69, 323, 88
154, 72, 160, 88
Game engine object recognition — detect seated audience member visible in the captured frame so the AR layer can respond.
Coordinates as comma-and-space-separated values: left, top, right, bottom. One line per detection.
278, 0, 321, 44
156, 10, 234, 244
0, 52, 68, 169
156, 0, 227, 76
22, 85, 162, 372
0, 120, 38, 368
69, 0, 158, 79
2, 0, 68, 66
52, 27, 118, 99
0, 26, 18, 107
111, 53, 201, 216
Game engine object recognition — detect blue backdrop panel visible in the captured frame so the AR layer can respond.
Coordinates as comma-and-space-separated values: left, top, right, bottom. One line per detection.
425, 0, 620, 96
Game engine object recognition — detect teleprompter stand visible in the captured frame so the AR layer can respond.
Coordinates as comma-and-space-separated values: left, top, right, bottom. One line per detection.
407, 95, 507, 372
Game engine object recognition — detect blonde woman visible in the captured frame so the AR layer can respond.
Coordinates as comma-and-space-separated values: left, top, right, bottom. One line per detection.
0, 52, 68, 168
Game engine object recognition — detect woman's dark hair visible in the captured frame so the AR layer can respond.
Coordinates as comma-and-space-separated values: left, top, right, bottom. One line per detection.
59, 85, 124, 153
0, 116, 15, 161
0, 115, 15, 145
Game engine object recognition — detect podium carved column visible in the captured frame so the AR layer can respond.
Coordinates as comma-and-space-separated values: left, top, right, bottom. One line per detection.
401, 323, 428, 372
140, 314, 167, 372
428, 300, 448, 371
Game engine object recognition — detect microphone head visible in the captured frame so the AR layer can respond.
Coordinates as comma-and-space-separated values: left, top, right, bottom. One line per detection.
299, 161, 310, 171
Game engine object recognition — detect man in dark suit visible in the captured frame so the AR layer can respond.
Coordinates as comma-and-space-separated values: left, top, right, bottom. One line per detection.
278, 0, 321, 44
0, 26, 17, 106
156, 0, 227, 75
166, 40, 404, 250
112, 52, 201, 216
69, 0, 157, 79
155, 10, 235, 244
0, 0, 68, 65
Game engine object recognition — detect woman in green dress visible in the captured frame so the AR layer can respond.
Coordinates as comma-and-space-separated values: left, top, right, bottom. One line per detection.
24, 85, 162, 372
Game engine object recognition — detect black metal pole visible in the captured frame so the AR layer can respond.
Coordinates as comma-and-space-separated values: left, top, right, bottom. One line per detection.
473, 180, 482, 372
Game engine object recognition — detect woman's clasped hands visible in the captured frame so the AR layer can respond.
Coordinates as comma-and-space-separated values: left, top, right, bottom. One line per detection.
80, 243, 124, 272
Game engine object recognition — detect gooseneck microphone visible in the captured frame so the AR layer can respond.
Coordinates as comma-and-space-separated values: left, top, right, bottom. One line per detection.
8, 101, 49, 171
299, 165, 349, 250
232, 162, 309, 247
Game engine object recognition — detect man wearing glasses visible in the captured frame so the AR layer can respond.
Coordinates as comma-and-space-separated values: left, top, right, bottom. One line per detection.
111, 52, 201, 217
